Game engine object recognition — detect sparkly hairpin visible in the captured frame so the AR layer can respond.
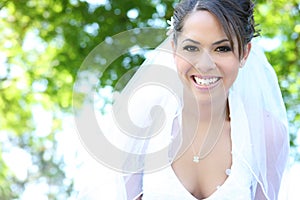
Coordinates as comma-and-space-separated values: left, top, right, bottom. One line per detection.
166, 16, 174, 36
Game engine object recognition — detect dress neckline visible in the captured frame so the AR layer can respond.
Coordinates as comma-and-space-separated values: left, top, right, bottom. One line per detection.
169, 157, 234, 199
168, 98, 234, 200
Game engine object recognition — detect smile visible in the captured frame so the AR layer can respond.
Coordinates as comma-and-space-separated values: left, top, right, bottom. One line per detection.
192, 76, 220, 86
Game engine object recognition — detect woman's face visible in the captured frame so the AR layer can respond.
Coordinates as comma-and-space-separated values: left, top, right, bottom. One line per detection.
172, 10, 250, 101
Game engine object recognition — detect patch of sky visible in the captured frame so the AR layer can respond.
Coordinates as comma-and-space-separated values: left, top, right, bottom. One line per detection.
147, 18, 167, 28
156, 4, 166, 17
81, 0, 110, 12
0, 53, 8, 79
127, 8, 139, 20
32, 79, 48, 93
257, 36, 281, 52
84, 22, 100, 36
22, 29, 47, 52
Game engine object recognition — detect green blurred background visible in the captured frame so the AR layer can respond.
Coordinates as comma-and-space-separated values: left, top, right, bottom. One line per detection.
0, 0, 299, 199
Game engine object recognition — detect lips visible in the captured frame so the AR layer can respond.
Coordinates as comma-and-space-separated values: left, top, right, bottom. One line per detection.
191, 75, 221, 88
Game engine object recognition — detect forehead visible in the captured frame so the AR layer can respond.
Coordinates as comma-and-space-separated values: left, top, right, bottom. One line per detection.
180, 10, 227, 42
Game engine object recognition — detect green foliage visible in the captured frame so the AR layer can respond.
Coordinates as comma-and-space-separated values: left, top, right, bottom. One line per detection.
0, 0, 299, 198
255, 0, 300, 155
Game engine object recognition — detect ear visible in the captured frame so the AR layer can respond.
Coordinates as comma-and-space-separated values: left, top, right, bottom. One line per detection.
240, 42, 252, 67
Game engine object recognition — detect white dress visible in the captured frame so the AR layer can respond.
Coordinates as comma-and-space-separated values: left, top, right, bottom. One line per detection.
142, 164, 255, 200
142, 140, 256, 200
141, 90, 257, 200
76, 41, 288, 200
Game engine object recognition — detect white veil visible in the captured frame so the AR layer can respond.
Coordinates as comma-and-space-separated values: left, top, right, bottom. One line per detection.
116, 35, 289, 199
230, 40, 289, 199
75, 32, 289, 199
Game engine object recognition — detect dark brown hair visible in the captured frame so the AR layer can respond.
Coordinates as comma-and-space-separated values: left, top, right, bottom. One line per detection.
172, 0, 259, 58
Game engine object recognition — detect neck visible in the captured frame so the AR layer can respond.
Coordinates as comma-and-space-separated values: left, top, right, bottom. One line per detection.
182, 89, 229, 125
180, 89, 230, 159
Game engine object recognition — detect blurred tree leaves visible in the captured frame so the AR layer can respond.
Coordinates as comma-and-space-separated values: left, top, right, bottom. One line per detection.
255, 0, 300, 152
0, 0, 299, 198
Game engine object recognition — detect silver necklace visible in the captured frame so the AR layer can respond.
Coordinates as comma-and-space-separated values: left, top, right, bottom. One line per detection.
191, 112, 229, 163
192, 128, 223, 163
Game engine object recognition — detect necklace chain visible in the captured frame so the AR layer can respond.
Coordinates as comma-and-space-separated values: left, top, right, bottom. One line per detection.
182, 101, 230, 163
191, 111, 229, 163
191, 127, 224, 163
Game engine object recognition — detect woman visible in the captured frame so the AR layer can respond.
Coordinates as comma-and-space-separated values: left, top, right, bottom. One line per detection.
77, 0, 289, 199
120, 0, 289, 199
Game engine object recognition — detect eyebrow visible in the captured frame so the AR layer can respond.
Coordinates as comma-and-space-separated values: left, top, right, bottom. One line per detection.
212, 39, 230, 45
182, 38, 200, 45
182, 38, 229, 45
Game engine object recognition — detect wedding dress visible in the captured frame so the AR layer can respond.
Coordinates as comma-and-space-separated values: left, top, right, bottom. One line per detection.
75, 36, 289, 200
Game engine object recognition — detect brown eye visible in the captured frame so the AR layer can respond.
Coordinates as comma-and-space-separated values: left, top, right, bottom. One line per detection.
216, 46, 232, 52
183, 45, 199, 52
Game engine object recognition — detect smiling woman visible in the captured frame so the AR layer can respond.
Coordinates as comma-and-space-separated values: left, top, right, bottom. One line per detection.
172, 11, 248, 103
78, 0, 289, 199
116, 0, 289, 199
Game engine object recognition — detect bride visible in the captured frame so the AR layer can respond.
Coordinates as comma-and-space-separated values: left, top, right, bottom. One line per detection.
76, 0, 289, 199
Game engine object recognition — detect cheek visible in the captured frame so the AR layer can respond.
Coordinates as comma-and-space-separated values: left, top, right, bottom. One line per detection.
174, 56, 191, 75
222, 61, 240, 84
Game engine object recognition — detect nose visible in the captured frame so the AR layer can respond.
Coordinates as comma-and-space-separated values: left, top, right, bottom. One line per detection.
194, 50, 216, 73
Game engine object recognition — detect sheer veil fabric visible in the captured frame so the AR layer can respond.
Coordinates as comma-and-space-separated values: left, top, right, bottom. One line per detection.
78, 35, 289, 199
230, 39, 289, 199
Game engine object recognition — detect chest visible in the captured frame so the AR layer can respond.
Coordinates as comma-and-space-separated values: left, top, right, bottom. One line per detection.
171, 128, 232, 199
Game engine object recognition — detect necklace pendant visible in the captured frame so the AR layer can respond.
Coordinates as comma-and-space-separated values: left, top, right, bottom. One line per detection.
193, 156, 200, 163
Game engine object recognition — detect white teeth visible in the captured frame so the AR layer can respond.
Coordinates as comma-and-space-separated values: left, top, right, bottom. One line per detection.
194, 76, 219, 86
